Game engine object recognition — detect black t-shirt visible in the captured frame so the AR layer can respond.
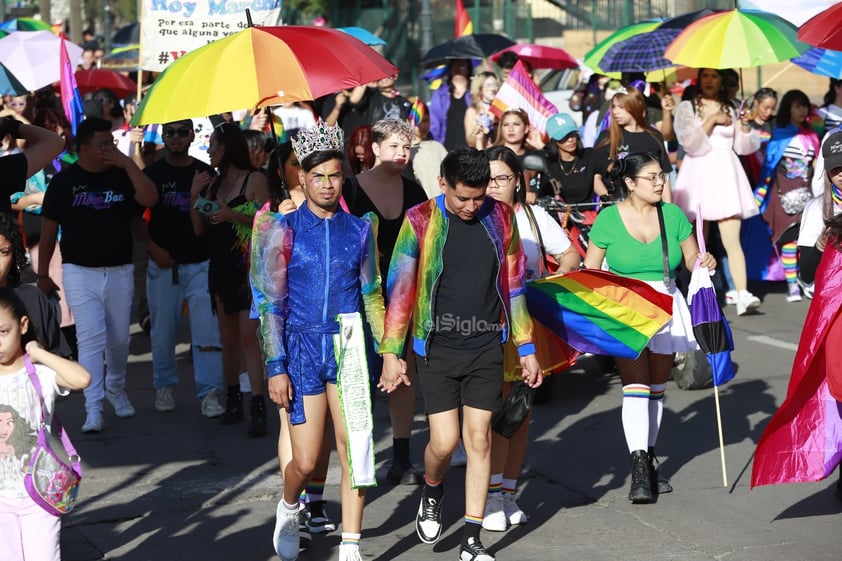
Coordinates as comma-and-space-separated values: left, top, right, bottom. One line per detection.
41, 163, 138, 267
539, 148, 598, 204
144, 159, 212, 264
356, 87, 412, 126
431, 211, 501, 352
342, 175, 428, 279
0, 153, 28, 216
593, 128, 672, 178
443, 95, 468, 151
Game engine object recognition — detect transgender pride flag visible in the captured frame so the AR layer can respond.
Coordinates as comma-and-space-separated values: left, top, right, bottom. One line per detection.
59, 34, 85, 136
490, 60, 557, 136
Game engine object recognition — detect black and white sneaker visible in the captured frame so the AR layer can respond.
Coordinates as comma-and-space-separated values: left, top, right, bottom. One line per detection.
415, 491, 444, 544
460, 537, 495, 561
307, 500, 337, 533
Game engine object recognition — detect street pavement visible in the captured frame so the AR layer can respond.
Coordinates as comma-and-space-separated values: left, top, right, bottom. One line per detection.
59, 280, 841, 561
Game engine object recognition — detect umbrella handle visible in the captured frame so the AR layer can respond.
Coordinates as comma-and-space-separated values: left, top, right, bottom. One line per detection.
695, 204, 706, 255
266, 106, 290, 202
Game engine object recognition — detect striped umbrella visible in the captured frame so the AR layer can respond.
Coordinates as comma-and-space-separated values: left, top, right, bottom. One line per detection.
583, 19, 664, 75
599, 9, 722, 73
665, 9, 809, 69
525, 269, 673, 359
792, 47, 842, 79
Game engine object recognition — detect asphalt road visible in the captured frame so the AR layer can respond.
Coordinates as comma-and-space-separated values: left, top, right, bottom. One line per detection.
59, 280, 841, 561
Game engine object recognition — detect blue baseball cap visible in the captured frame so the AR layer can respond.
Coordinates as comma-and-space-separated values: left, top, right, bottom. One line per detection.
546, 112, 578, 141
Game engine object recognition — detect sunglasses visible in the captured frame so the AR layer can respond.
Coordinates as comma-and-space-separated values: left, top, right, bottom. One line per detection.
164, 128, 191, 138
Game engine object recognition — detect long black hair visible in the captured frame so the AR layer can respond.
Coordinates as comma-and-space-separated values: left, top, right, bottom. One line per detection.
0, 213, 28, 286
776, 89, 812, 129
607, 152, 661, 199
486, 145, 526, 205
0, 286, 36, 348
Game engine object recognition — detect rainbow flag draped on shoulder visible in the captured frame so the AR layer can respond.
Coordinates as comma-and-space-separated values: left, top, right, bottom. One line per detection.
490, 60, 557, 136
526, 270, 673, 359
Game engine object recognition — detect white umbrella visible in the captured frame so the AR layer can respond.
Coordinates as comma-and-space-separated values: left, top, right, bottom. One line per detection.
0, 31, 83, 91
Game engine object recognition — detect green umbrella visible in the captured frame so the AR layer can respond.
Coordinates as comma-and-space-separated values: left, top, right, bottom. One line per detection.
583, 19, 664, 75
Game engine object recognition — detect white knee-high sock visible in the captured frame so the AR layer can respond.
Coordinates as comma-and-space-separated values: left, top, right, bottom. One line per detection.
622, 384, 650, 453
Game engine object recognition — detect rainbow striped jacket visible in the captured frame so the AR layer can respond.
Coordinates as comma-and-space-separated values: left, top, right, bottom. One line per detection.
380, 194, 535, 359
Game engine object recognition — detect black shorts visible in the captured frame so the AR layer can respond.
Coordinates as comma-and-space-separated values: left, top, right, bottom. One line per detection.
416, 344, 503, 415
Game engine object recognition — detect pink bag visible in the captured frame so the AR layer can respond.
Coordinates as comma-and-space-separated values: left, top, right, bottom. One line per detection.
23, 355, 82, 516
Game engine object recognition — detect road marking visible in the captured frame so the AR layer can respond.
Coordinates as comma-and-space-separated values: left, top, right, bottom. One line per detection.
746, 335, 798, 352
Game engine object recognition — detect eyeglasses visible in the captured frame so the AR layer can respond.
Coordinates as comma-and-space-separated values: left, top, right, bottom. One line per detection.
164, 128, 191, 138
491, 174, 515, 186
634, 172, 668, 185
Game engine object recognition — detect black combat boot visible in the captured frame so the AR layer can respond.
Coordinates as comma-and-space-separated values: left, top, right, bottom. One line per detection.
628, 450, 653, 504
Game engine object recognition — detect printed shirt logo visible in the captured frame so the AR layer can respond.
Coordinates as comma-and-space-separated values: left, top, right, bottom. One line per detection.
71, 185, 126, 210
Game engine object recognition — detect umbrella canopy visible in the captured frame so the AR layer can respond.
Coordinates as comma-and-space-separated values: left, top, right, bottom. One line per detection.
420, 34, 515, 66
0, 17, 53, 33
0, 31, 83, 91
583, 19, 664, 74
132, 25, 397, 125
75, 68, 137, 98
792, 47, 842, 79
338, 27, 385, 46
798, 3, 842, 51
0, 62, 27, 95
101, 44, 139, 71
664, 9, 809, 69
599, 9, 722, 73
490, 43, 578, 70
525, 269, 673, 359
112, 22, 139, 46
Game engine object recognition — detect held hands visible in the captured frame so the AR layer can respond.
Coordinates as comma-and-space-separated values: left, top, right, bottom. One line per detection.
520, 354, 543, 389
377, 353, 409, 394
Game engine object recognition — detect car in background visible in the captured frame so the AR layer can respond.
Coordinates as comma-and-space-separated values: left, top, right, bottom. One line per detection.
539, 65, 589, 126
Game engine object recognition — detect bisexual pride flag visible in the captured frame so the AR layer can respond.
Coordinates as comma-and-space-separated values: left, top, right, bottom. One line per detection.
526, 269, 673, 359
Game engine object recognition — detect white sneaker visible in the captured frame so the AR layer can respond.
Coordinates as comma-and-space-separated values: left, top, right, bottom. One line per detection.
82, 410, 104, 433
736, 290, 761, 316
502, 492, 527, 525
451, 439, 467, 467
272, 500, 300, 561
724, 290, 738, 305
106, 390, 136, 418
239, 371, 251, 393
482, 493, 508, 531
200, 389, 225, 418
155, 387, 175, 412
786, 283, 802, 303
338, 545, 362, 561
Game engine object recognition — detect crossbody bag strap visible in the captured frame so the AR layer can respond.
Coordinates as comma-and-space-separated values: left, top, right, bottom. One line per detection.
522, 203, 550, 277
24, 355, 82, 470
656, 203, 670, 289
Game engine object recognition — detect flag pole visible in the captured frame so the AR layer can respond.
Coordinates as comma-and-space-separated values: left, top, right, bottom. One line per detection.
714, 384, 728, 487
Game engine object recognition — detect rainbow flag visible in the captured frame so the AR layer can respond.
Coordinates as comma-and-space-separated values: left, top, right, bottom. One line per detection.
59, 34, 85, 136
526, 270, 673, 359
455, 0, 473, 37
409, 97, 427, 127
490, 60, 557, 135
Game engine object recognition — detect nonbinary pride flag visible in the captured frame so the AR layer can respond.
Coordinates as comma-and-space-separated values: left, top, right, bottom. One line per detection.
59, 34, 85, 136
525, 269, 673, 359
490, 60, 557, 135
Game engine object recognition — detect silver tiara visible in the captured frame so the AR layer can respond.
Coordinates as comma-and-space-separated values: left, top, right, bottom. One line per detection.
291, 119, 344, 161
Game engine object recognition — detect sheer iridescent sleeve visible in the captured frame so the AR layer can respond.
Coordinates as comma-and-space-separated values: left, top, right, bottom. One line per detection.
506, 211, 536, 357
250, 208, 293, 376
674, 100, 711, 157
380, 215, 420, 356
360, 212, 385, 350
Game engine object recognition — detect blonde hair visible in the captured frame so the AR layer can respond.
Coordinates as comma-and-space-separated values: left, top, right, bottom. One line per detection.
470, 71, 499, 111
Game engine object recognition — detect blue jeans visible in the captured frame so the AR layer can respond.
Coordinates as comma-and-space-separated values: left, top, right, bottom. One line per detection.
146, 259, 223, 398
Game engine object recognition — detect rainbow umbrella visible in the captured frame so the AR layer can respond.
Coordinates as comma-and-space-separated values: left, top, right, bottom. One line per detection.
792, 47, 842, 79
583, 19, 664, 75
798, 2, 842, 51
132, 25, 397, 125
525, 269, 673, 359
0, 18, 54, 33
664, 9, 809, 69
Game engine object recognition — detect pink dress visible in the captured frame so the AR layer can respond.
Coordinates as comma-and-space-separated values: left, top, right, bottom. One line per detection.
672, 100, 761, 221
